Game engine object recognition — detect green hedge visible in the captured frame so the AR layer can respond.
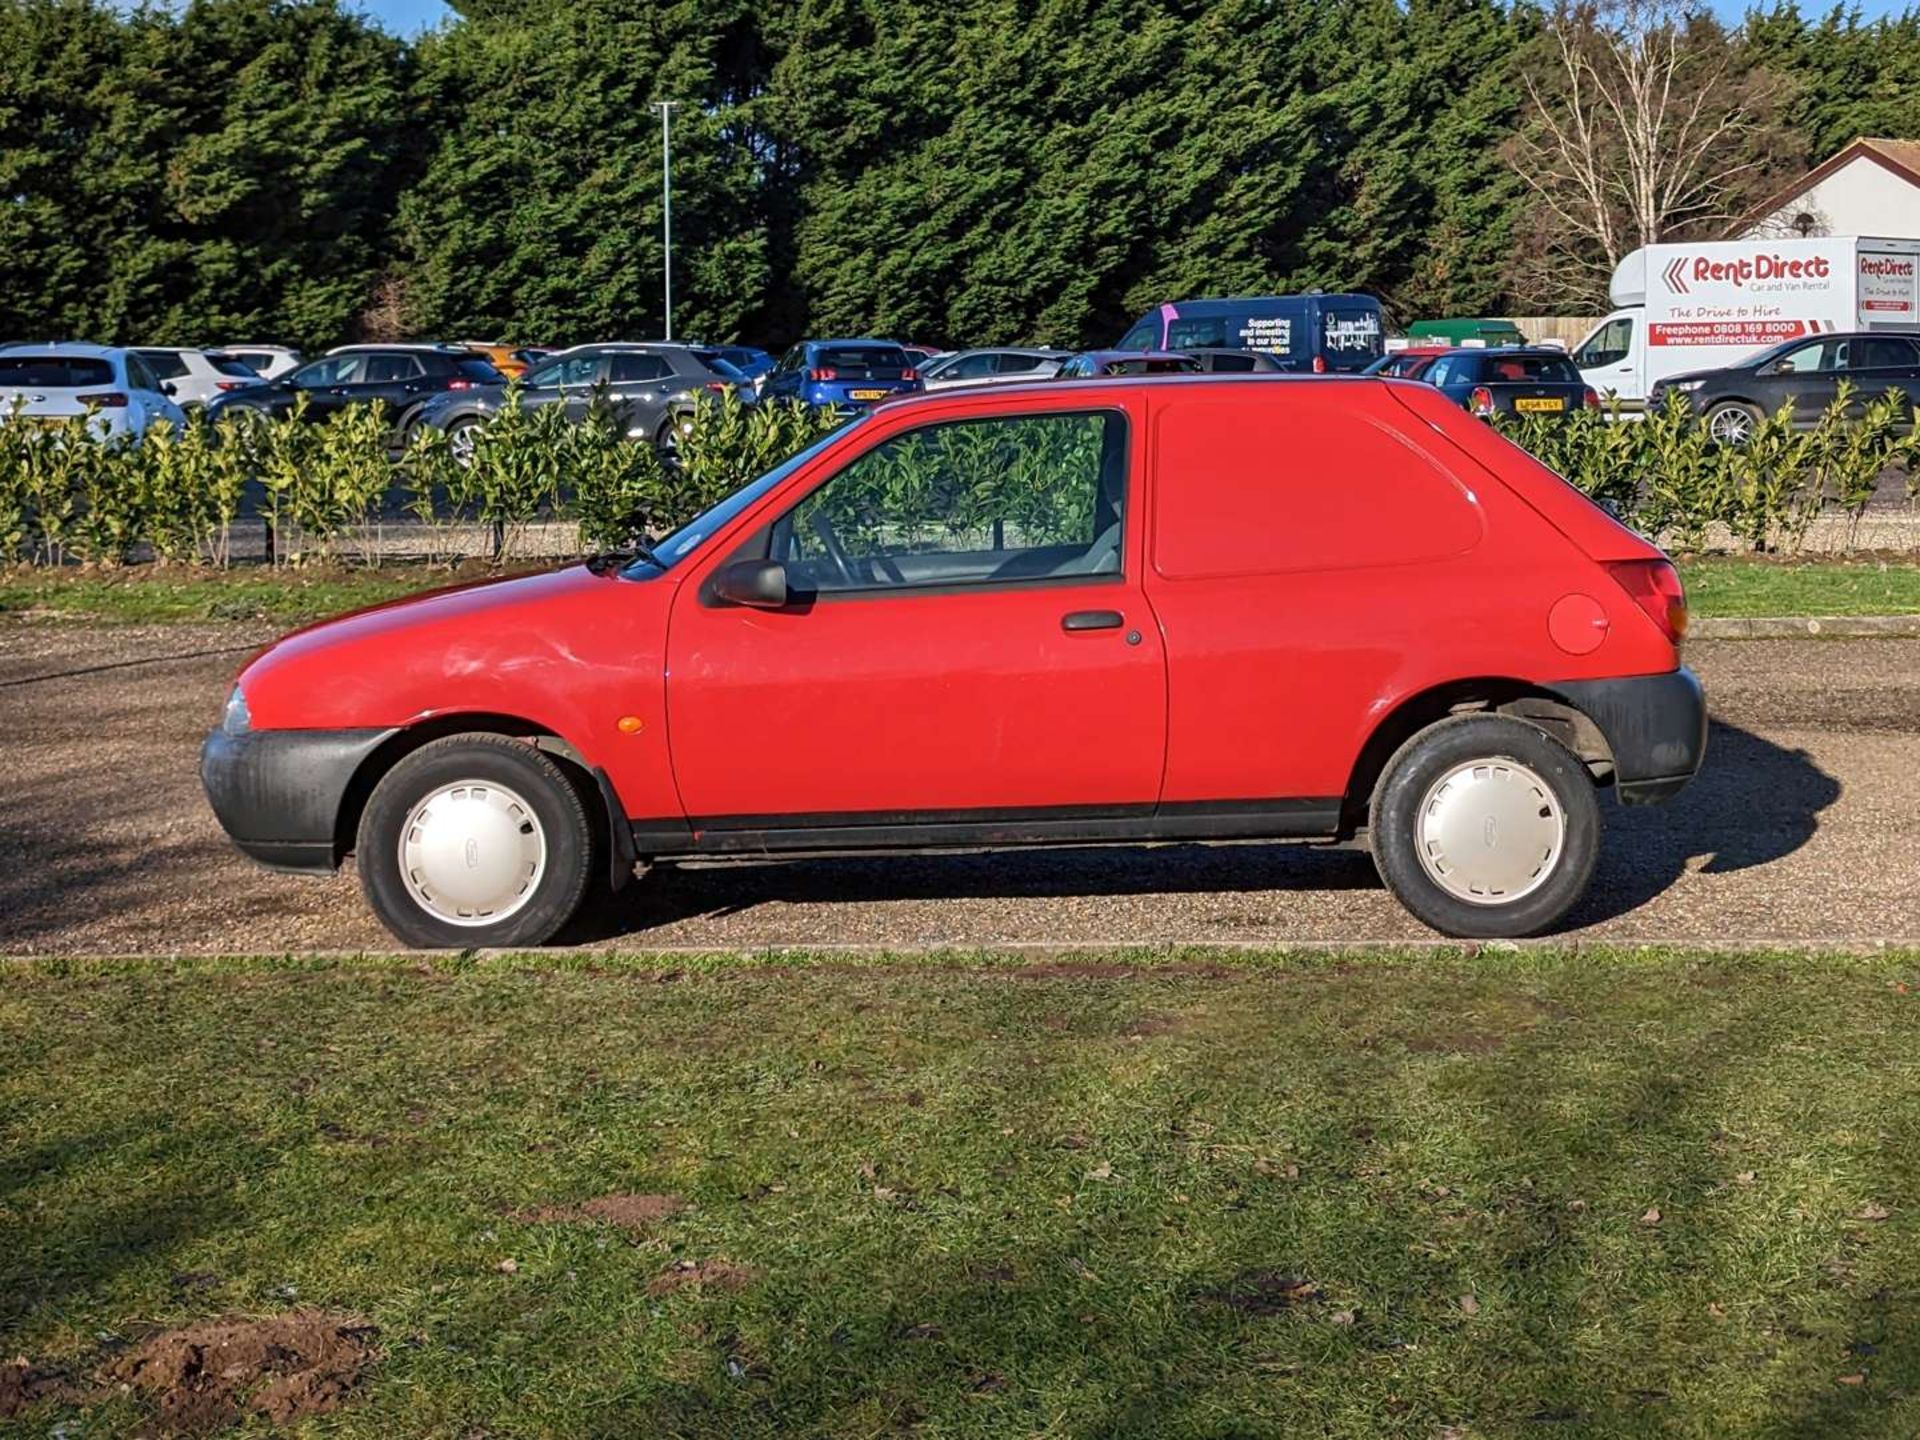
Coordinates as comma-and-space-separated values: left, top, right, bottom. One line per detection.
0, 392, 843, 567
4, 383, 1918, 570
1498, 382, 1920, 552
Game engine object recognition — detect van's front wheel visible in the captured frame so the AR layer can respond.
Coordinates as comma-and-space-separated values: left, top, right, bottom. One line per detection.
356, 734, 594, 948
1370, 715, 1599, 939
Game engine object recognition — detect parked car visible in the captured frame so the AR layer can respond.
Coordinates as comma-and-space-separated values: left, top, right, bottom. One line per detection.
1648, 332, 1920, 444
204, 344, 507, 438
133, 347, 266, 409
1181, 347, 1286, 374
1054, 350, 1201, 378
0, 344, 186, 441
1118, 293, 1386, 372
1422, 347, 1599, 420
200, 373, 1704, 949
211, 345, 303, 380
1363, 347, 1452, 380
412, 343, 750, 462
460, 341, 541, 379
707, 345, 775, 386
920, 348, 1071, 389
760, 340, 924, 410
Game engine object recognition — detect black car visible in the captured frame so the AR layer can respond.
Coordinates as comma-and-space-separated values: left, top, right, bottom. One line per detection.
1650, 332, 1920, 445
1181, 347, 1287, 373
204, 344, 506, 438
1422, 347, 1595, 421
412, 343, 751, 463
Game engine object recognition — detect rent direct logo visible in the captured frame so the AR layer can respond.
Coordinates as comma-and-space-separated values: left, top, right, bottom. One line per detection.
1662, 253, 1832, 294
1861, 255, 1916, 279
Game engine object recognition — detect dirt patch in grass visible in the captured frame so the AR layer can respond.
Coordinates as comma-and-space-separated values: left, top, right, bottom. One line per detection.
1200, 1271, 1322, 1316
98, 1309, 379, 1434
648, 1258, 759, 1297
0, 1356, 73, 1419
513, 1192, 685, 1234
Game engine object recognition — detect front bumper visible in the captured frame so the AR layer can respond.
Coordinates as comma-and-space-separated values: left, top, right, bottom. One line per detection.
1550, 667, 1707, 805
201, 727, 397, 873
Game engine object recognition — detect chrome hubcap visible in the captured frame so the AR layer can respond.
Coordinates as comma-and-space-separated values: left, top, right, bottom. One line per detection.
1708, 407, 1753, 445
449, 422, 479, 467
1415, 758, 1565, 906
398, 781, 546, 926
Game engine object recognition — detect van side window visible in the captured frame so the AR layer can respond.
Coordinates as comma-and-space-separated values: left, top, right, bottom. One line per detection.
1151, 392, 1482, 578
1167, 317, 1230, 349
772, 411, 1128, 594
1576, 317, 1633, 368
1117, 323, 1160, 352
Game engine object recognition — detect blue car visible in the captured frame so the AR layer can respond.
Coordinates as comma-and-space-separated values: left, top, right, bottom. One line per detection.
708, 344, 775, 385
760, 340, 924, 410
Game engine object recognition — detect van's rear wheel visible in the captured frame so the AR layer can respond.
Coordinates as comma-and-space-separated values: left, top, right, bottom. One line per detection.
356, 734, 594, 948
1370, 715, 1599, 939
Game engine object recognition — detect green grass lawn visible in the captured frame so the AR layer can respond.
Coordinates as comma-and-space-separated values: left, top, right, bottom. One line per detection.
2, 555, 1918, 625
4, 947, 1919, 1437
1678, 555, 1920, 619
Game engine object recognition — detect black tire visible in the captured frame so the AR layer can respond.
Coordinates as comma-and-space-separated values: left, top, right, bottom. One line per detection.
356, 734, 595, 949
1369, 714, 1600, 939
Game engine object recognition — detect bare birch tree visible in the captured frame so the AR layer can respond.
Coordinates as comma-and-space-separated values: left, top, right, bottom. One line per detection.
1506, 0, 1797, 309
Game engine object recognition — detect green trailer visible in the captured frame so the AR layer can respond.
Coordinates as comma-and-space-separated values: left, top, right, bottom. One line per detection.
1405, 317, 1528, 347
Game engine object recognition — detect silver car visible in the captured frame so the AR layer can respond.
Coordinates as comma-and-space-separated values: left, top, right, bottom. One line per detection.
919, 347, 1071, 390
134, 347, 267, 409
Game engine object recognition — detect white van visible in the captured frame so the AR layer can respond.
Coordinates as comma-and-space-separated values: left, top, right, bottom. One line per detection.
1574, 236, 1920, 409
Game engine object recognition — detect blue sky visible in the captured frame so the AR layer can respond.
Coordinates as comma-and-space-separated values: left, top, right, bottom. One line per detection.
356, 0, 1914, 35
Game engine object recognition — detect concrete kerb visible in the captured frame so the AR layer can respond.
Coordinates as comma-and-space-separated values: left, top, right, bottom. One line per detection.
1689, 614, 1920, 639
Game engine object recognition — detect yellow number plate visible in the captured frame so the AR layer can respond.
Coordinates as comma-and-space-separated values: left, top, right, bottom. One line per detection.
850, 388, 888, 401
1515, 396, 1565, 413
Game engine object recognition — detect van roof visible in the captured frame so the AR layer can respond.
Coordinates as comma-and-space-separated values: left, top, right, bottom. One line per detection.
1163, 294, 1380, 317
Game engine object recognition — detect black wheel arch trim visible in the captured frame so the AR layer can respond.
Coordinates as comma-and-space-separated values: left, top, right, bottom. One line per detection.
1545, 667, 1706, 804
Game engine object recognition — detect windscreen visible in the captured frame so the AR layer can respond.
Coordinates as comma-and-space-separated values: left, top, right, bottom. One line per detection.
0, 356, 114, 387
211, 356, 260, 378
1482, 354, 1581, 383
818, 346, 910, 374
457, 357, 508, 382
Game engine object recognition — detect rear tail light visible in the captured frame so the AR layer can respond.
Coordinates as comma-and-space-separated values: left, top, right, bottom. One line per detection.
215, 380, 250, 392
902, 367, 918, 382
1311, 355, 1328, 374
808, 367, 838, 381
704, 381, 730, 393
1469, 385, 1495, 418
78, 391, 128, 408
1606, 559, 1689, 642
446, 379, 474, 390
1584, 386, 1601, 410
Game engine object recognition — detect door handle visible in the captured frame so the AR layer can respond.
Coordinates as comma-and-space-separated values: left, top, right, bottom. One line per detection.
1061, 609, 1124, 632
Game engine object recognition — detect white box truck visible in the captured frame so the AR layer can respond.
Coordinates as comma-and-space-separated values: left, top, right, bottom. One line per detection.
1572, 235, 1920, 408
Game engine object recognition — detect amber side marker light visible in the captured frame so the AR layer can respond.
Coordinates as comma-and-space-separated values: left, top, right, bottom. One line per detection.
1605, 558, 1689, 641
616, 715, 645, 735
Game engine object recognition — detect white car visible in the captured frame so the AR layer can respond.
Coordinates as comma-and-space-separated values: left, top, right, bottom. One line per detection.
920, 347, 1071, 389
134, 347, 266, 409
0, 344, 187, 442
210, 344, 303, 381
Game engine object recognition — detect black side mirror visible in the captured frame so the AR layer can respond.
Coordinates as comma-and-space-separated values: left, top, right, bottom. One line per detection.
713, 559, 788, 608
160, 381, 178, 397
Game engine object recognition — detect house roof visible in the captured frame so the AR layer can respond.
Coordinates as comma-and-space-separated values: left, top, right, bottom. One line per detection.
1733, 137, 1920, 235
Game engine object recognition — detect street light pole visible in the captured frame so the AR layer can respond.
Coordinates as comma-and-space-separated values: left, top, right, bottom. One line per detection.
652, 101, 680, 342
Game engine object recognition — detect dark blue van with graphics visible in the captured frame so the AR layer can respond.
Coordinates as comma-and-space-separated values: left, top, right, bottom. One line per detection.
1118, 294, 1386, 373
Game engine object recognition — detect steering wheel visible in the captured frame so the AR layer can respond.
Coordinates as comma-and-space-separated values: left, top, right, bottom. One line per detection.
809, 511, 857, 586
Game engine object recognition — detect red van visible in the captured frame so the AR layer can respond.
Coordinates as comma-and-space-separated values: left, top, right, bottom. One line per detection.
202, 376, 1704, 947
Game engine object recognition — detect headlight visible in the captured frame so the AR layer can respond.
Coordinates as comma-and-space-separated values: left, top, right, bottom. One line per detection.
1670, 379, 1706, 393
222, 685, 251, 735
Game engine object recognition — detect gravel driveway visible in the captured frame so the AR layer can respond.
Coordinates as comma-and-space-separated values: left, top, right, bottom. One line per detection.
2, 622, 1915, 952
